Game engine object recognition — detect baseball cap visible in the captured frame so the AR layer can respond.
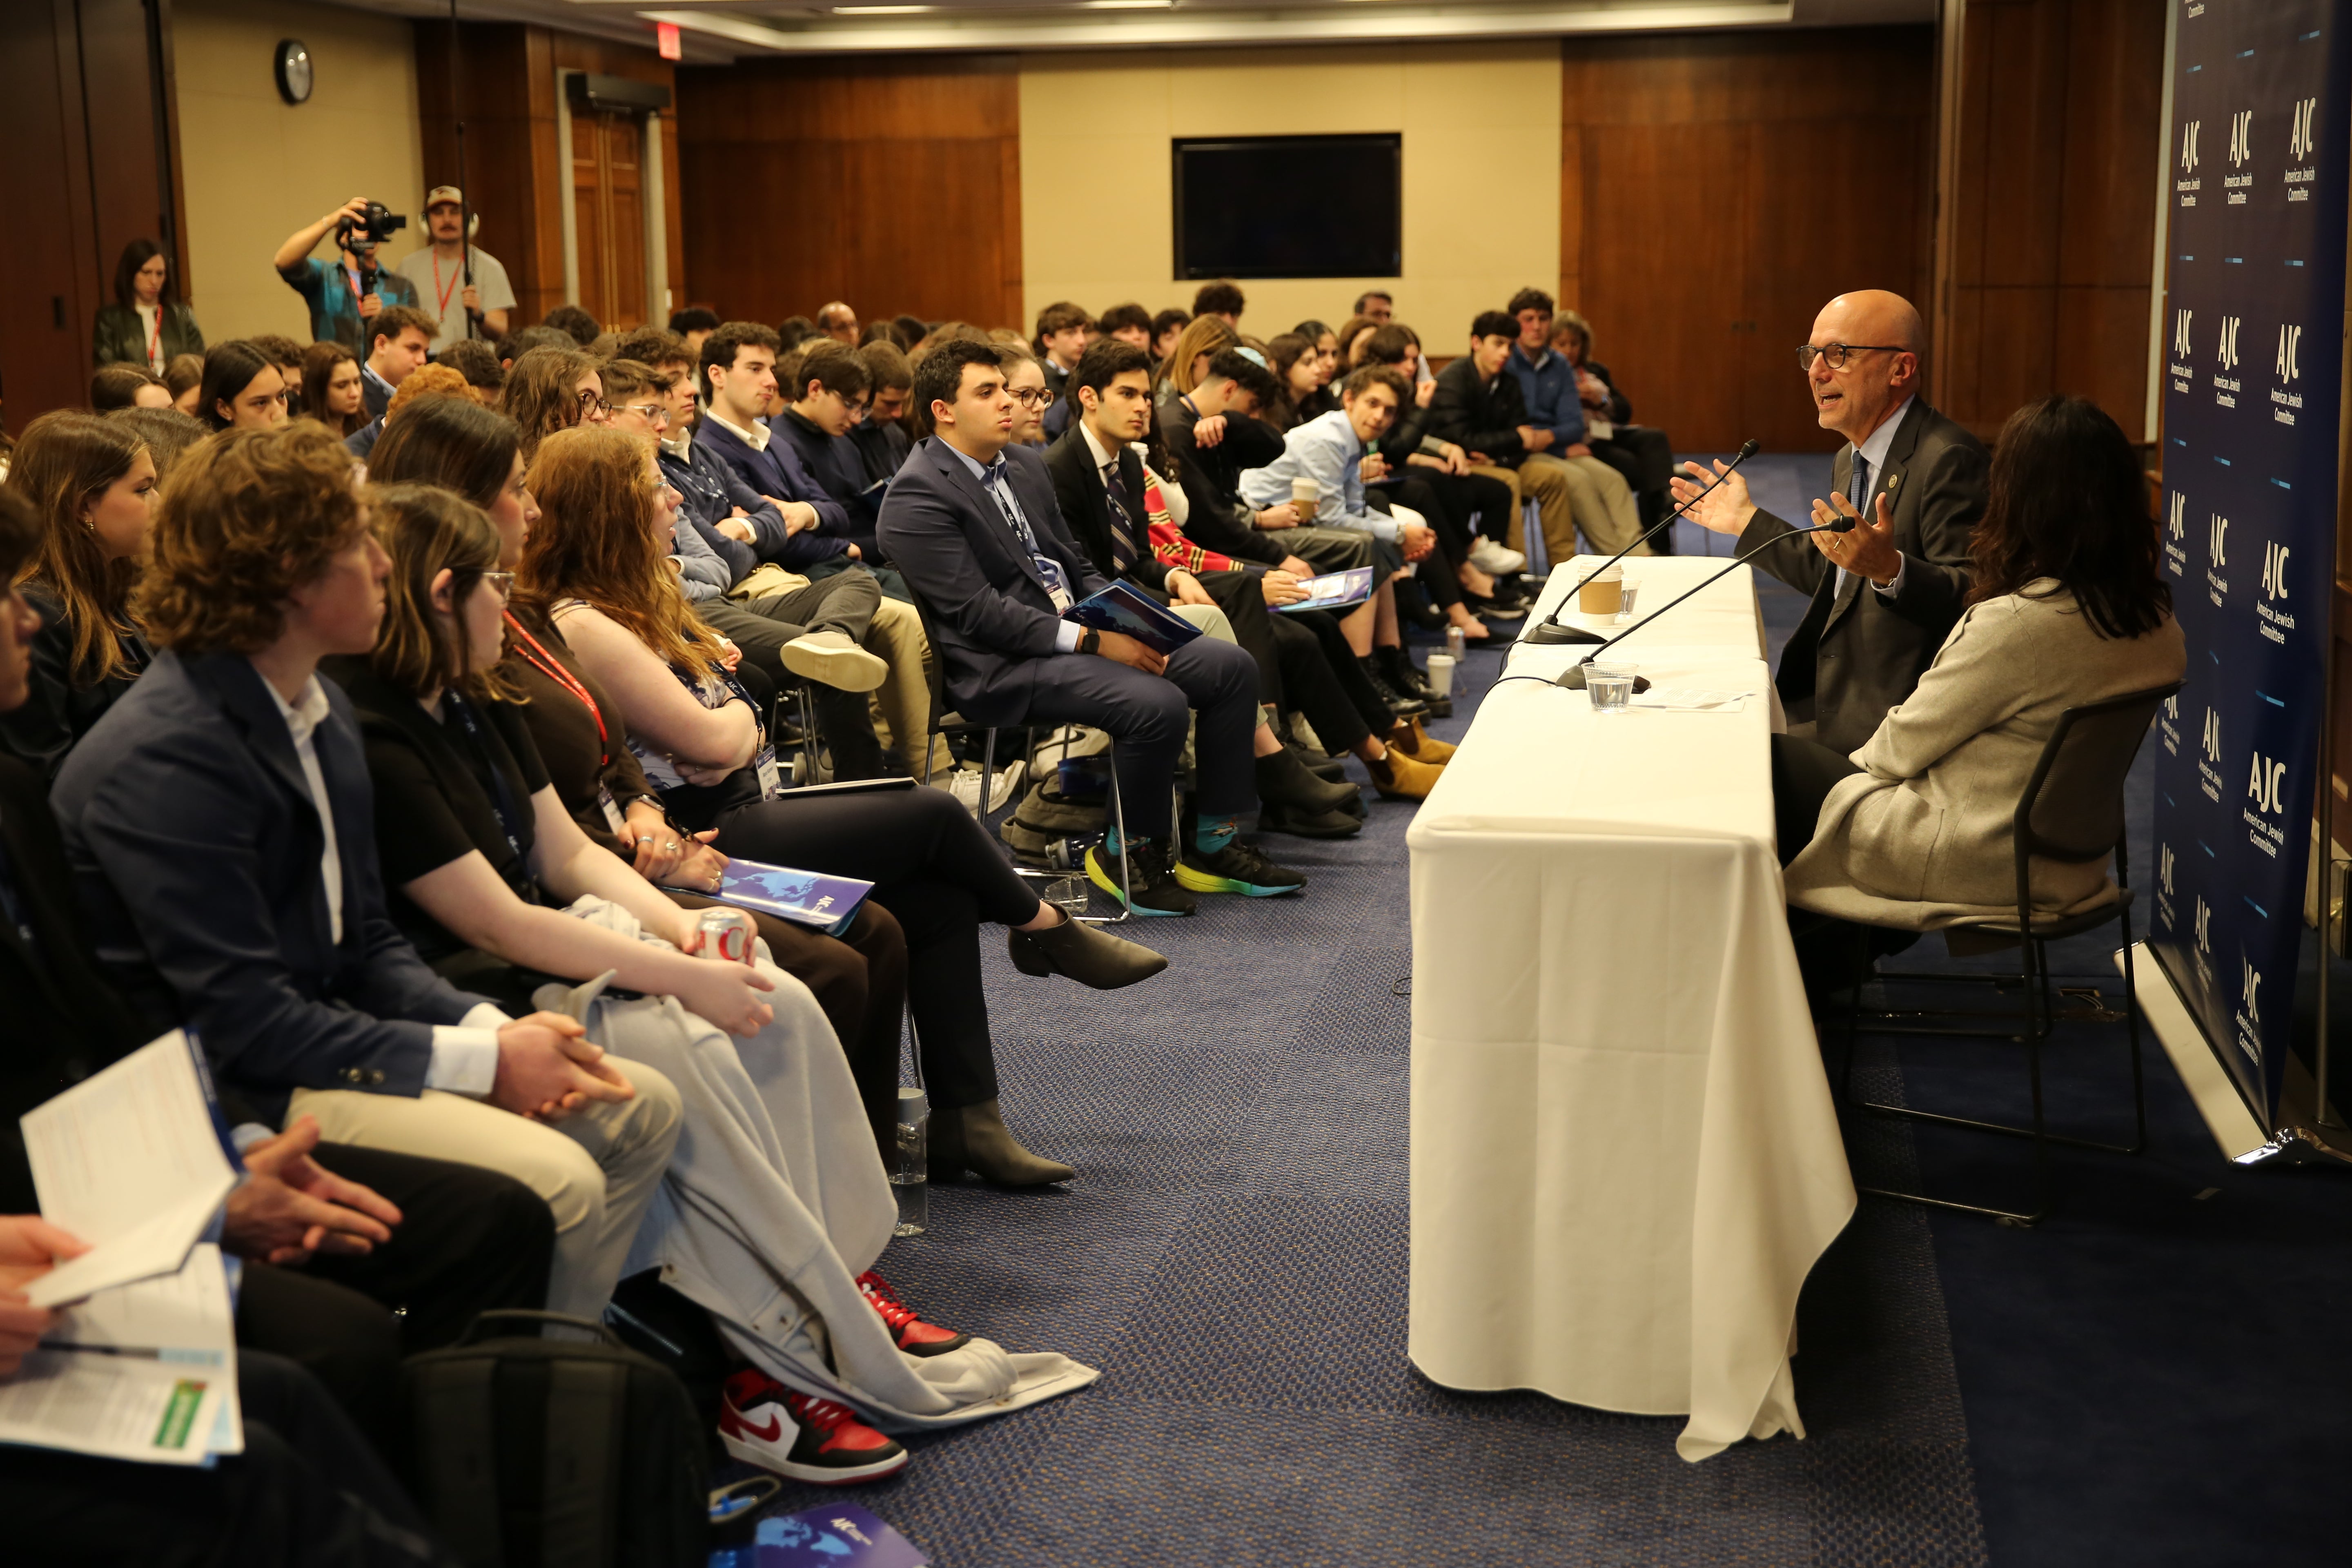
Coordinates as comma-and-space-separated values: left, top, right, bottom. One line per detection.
426, 186, 464, 208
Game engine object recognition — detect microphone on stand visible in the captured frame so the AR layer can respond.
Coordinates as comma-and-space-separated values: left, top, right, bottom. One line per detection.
1549, 511, 1857, 689
1525, 439, 1762, 647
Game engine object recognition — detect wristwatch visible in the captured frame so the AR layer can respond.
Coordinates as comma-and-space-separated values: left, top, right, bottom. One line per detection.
1080, 628, 1102, 656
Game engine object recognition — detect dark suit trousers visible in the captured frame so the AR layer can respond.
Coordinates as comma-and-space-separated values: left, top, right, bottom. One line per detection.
1011, 637, 1258, 838
236, 1143, 555, 1466
1201, 575, 1381, 755
710, 785, 1038, 1111
4, 1351, 458, 1568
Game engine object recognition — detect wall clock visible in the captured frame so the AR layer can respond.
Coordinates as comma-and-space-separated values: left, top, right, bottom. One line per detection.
275, 40, 312, 105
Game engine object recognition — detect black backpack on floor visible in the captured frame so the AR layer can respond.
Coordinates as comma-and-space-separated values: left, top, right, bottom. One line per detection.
405, 1310, 709, 1568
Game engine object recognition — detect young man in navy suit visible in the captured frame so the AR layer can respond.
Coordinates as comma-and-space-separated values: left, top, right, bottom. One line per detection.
875, 340, 1305, 916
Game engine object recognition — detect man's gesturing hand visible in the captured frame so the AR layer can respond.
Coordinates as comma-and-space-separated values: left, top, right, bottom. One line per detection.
1669, 459, 1758, 538
492, 1013, 636, 1122
1091, 630, 1167, 676
226, 1116, 401, 1267
1808, 490, 1902, 585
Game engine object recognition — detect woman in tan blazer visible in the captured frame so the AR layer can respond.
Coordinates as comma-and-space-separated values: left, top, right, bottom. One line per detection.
1774, 394, 2184, 933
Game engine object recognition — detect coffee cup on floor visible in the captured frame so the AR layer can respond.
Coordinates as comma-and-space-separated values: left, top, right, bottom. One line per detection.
1578, 563, 1624, 617
1290, 477, 1321, 511
1426, 652, 1456, 697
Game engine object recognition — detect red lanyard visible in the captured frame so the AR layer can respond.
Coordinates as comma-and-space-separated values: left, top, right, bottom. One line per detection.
431, 252, 461, 320
504, 610, 609, 766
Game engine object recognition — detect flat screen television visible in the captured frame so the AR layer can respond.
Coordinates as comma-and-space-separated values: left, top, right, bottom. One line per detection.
1172, 134, 1401, 280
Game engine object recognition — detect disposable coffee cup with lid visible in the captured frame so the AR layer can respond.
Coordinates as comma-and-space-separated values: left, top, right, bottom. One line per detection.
1578, 563, 1624, 617
1290, 477, 1321, 510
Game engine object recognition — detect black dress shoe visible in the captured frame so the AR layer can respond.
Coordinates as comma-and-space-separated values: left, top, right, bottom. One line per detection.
1256, 746, 1361, 813
1360, 657, 1430, 718
1007, 915, 1168, 988
1258, 800, 1363, 839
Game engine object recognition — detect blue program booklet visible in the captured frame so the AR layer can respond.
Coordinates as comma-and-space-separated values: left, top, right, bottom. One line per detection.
1064, 580, 1204, 657
1274, 565, 1374, 614
719, 1505, 926, 1567
664, 857, 874, 937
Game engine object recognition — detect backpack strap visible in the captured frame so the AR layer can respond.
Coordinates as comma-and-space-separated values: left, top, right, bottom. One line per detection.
538, 1359, 629, 1568
412, 1359, 505, 1567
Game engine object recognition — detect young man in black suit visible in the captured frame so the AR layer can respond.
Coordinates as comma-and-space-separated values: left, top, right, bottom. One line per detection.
875, 340, 1307, 915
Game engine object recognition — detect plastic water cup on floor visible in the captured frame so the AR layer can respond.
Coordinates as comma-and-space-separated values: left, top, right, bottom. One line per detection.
1586, 664, 1636, 713
1042, 875, 1089, 917
892, 1088, 928, 1236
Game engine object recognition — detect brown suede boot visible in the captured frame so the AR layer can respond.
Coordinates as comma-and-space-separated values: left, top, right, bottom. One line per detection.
1365, 746, 1446, 801
1389, 716, 1456, 765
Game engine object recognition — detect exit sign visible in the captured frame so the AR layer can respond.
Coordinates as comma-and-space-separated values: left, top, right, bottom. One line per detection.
656, 21, 681, 60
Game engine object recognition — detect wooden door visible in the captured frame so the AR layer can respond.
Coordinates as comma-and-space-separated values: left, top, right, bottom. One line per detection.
572, 107, 646, 330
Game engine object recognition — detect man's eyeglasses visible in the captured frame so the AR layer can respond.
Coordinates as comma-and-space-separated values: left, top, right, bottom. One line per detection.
1010, 388, 1058, 410
1795, 343, 1906, 372
620, 402, 669, 427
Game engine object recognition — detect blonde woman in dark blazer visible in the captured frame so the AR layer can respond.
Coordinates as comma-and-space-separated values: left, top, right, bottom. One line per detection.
1774, 394, 2184, 933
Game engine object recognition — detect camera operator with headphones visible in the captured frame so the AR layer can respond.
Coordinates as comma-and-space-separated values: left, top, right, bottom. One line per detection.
273, 196, 421, 356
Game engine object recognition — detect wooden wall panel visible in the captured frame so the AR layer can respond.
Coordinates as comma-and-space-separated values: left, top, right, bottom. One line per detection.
1561, 28, 1936, 454
675, 54, 1021, 329
1933, 0, 2165, 439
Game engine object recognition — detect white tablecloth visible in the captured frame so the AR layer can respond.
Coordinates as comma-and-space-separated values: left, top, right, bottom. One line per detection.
1405, 556, 1856, 1462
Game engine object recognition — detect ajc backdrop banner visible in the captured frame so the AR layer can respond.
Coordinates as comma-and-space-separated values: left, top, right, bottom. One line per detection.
2150, 0, 2352, 1123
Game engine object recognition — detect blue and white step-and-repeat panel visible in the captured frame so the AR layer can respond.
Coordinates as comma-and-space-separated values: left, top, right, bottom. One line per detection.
2149, 0, 2351, 1123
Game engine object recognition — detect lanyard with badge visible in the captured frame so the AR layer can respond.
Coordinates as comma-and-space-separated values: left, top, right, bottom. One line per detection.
441, 691, 542, 904
506, 609, 635, 837
987, 466, 1074, 611
668, 646, 784, 801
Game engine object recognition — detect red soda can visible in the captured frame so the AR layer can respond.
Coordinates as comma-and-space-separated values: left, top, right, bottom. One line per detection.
697, 907, 756, 964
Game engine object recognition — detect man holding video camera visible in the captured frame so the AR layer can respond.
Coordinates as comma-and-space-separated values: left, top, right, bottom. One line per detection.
273, 196, 420, 356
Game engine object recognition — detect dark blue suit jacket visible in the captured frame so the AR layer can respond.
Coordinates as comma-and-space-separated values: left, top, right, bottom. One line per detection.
50, 649, 489, 1122
696, 416, 864, 564
875, 438, 1108, 725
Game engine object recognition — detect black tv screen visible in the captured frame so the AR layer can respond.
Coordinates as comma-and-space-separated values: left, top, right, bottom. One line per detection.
1173, 134, 1401, 280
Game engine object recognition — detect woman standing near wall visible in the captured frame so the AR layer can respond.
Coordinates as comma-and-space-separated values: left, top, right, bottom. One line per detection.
94, 241, 204, 372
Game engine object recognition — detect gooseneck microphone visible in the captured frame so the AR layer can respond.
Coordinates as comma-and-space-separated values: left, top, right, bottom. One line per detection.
1525, 439, 1762, 647
1548, 512, 1855, 689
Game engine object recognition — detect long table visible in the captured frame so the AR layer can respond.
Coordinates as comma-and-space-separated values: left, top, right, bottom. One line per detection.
1404, 555, 1856, 1462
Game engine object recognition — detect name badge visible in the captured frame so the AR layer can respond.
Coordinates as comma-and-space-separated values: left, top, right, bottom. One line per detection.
1036, 556, 1075, 613
597, 785, 629, 837
754, 746, 783, 800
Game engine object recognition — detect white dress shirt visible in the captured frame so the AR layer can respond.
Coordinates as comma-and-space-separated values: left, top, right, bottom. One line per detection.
259, 667, 504, 1096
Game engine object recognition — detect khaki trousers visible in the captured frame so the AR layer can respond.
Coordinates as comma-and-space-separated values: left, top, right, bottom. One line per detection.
862, 595, 954, 776
290, 1065, 684, 1322
1475, 455, 1646, 562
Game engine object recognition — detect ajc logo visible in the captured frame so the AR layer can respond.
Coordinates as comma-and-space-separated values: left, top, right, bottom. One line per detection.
2195, 894, 2212, 955
2173, 307, 2194, 359
2291, 97, 2317, 162
2202, 706, 2223, 762
2181, 120, 2201, 172
2228, 109, 2254, 167
2261, 539, 2290, 600
2218, 315, 2241, 372
2243, 960, 2262, 1027
2160, 842, 2176, 898
2209, 512, 2228, 566
2168, 491, 2187, 541
2276, 324, 2301, 381
2249, 751, 2286, 814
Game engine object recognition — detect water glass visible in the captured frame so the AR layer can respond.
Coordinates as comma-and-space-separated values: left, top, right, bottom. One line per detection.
1586, 664, 1636, 714
1615, 583, 1641, 622
1042, 875, 1089, 917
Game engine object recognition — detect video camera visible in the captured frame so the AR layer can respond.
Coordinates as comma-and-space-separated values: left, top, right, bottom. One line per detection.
335, 201, 408, 252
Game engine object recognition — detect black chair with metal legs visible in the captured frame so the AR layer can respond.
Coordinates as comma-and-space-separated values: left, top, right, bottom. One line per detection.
1833, 679, 2185, 1227
900, 584, 1136, 925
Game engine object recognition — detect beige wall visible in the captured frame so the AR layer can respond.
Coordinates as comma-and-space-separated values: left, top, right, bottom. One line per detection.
1018, 44, 1559, 345
175, 0, 424, 343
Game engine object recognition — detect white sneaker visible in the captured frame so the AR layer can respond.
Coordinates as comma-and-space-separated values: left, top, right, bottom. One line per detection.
780, 631, 888, 694
1468, 539, 1527, 576
942, 760, 1025, 815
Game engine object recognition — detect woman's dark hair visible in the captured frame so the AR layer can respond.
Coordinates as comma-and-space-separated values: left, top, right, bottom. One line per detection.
365, 482, 509, 701
198, 341, 278, 432
300, 341, 366, 438
1967, 395, 2170, 641
112, 239, 174, 309
543, 304, 601, 346
891, 313, 928, 350
1292, 318, 1333, 344
91, 363, 165, 412
368, 396, 524, 512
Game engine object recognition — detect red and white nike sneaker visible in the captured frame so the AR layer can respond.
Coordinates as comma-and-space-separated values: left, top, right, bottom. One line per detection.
719, 1368, 907, 1485
858, 1271, 971, 1358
